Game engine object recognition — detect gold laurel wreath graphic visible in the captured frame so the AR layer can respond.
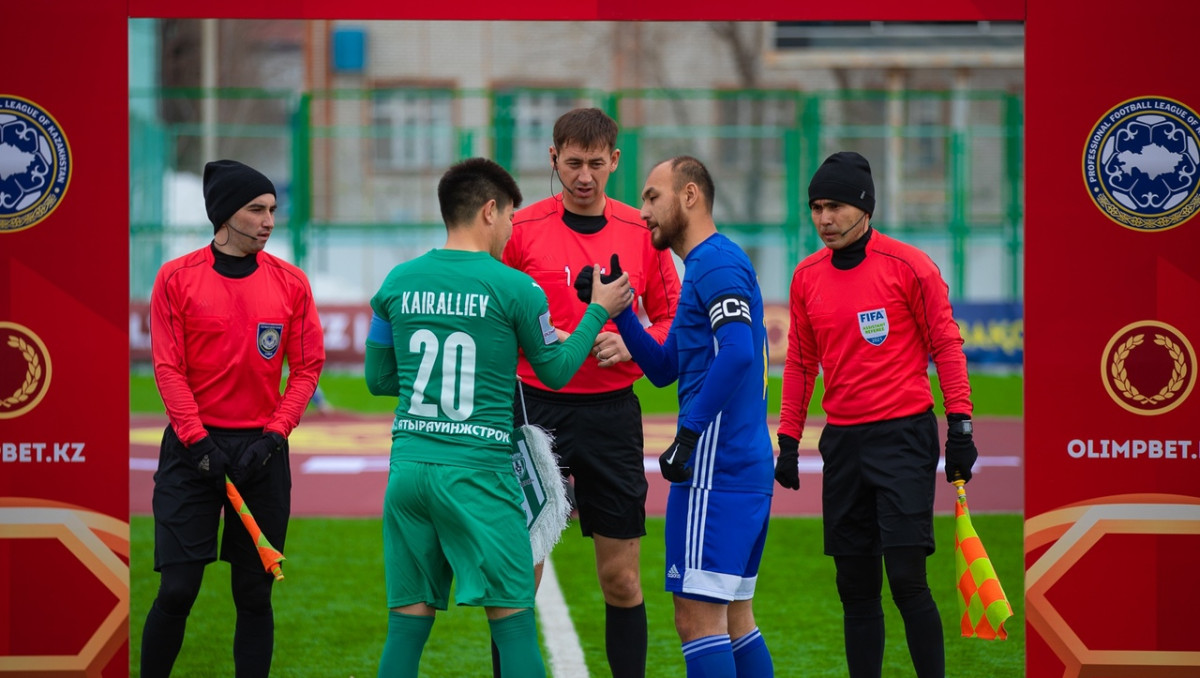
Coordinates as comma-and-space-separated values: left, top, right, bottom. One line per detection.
1098, 194, 1200, 229
1, 335, 42, 408
1109, 333, 1188, 404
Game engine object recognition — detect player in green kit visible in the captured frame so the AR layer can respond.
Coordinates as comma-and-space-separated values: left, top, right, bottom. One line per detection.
365, 157, 634, 678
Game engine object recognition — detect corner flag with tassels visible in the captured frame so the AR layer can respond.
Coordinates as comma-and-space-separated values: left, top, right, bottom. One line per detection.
954, 480, 1012, 639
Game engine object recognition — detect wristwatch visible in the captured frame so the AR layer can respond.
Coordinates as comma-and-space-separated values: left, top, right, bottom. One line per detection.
948, 419, 973, 436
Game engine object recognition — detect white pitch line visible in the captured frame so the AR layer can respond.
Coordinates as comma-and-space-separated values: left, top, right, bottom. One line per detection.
536, 556, 589, 678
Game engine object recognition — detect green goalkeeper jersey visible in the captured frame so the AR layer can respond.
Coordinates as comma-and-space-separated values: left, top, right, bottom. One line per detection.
367, 248, 609, 472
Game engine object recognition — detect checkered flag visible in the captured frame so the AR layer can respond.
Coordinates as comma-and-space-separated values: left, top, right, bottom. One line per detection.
954, 480, 1013, 639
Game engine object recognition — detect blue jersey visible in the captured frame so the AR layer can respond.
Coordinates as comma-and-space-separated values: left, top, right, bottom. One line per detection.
616, 233, 775, 493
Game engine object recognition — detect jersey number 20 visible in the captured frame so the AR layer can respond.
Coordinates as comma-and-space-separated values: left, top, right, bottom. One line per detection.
408, 329, 476, 421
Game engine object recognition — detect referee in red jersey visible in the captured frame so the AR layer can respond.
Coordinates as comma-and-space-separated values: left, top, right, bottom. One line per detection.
141, 160, 326, 677
776, 151, 978, 678
500, 108, 681, 678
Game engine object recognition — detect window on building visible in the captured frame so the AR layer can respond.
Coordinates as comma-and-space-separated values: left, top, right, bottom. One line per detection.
507, 90, 577, 170
907, 96, 946, 176
717, 93, 796, 171
372, 87, 455, 171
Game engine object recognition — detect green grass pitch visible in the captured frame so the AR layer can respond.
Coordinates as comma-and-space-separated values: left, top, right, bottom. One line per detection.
129, 514, 1023, 677
129, 370, 1023, 675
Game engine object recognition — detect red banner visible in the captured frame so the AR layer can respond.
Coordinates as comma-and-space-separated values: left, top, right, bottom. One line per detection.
1025, 1, 1200, 676
1, 1, 129, 675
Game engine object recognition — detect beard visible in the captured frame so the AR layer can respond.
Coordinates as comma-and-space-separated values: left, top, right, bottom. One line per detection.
649, 200, 685, 252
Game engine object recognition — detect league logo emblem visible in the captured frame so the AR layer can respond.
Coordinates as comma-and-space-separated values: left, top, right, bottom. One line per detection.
257, 323, 283, 359
0, 321, 52, 419
0, 95, 72, 233
1083, 96, 1200, 231
858, 308, 889, 346
1101, 320, 1196, 415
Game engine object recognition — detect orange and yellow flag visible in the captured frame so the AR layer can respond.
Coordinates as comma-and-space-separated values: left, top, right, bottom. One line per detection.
954, 480, 1012, 639
226, 477, 286, 581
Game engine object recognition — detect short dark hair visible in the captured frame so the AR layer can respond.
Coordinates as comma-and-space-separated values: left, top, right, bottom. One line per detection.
437, 158, 523, 227
668, 155, 715, 213
553, 108, 619, 152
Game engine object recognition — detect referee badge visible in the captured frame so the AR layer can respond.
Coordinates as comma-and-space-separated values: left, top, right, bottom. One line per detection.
858, 308, 889, 346
257, 323, 283, 359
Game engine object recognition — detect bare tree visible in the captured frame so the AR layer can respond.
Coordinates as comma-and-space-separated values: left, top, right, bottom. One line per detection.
709, 22, 768, 224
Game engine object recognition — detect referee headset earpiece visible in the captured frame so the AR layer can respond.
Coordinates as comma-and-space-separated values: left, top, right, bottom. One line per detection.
552, 153, 576, 197
214, 221, 231, 246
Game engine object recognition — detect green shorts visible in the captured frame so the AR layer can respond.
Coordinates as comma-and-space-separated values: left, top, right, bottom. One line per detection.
383, 459, 535, 610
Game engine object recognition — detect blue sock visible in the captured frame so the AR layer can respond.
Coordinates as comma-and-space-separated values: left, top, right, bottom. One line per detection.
682, 634, 735, 678
731, 627, 773, 677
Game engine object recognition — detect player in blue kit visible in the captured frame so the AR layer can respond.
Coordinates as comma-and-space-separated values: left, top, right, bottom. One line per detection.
603, 156, 776, 677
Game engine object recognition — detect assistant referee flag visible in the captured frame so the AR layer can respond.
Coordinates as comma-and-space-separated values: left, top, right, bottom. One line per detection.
954, 480, 1013, 639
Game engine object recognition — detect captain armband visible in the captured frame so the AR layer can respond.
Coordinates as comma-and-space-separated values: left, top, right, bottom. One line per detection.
367, 312, 394, 346
707, 294, 752, 332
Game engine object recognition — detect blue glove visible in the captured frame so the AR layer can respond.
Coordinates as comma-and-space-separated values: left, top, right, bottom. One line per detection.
230, 432, 283, 485
659, 426, 699, 483
573, 253, 624, 303
774, 434, 800, 491
944, 413, 978, 483
185, 436, 226, 479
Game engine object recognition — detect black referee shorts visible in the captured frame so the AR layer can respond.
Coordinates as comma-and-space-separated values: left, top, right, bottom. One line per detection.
151, 425, 292, 572
516, 385, 648, 540
818, 409, 939, 557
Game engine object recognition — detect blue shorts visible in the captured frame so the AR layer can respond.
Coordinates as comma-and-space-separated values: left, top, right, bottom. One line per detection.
663, 484, 771, 602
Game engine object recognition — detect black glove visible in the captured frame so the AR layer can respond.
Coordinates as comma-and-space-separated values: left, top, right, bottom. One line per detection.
573, 253, 624, 303
944, 413, 978, 483
184, 436, 226, 478
230, 432, 284, 485
659, 426, 699, 483
774, 434, 801, 490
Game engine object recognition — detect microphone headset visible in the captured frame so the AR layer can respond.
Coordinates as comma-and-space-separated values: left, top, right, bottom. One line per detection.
227, 222, 259, 240
214, 220, 260, 247
835, 211, 868, 237
551, 154, 576, 197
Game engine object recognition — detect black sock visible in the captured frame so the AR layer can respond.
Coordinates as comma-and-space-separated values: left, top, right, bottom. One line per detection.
140, 600, 189, 678
886, 546, 944, 678
835, 555, 884, 678
896, 594, 944, 678
605, 602, 647, 678
843, 606, 885, 678
233, 609, 274, 678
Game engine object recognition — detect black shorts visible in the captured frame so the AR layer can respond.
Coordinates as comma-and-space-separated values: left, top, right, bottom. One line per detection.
818, 409, 938, 557
151, 425, 292, 572
517, 385, 648, 540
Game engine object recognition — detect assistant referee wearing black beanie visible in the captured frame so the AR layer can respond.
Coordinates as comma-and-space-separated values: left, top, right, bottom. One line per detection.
807, 150, 875, 216
778, 147, 980, 678
203, 159, 277, 233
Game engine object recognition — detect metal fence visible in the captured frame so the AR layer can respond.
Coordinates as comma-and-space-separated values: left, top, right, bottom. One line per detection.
130, 86, 1022, 304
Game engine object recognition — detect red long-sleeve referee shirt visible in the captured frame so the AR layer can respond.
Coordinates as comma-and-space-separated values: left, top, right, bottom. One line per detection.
779, 230, 972, 440
503, 195, 680, 394
151, 246, 325, 445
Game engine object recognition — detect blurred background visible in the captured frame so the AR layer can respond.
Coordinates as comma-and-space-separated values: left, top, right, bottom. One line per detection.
128, 18, 1024, 372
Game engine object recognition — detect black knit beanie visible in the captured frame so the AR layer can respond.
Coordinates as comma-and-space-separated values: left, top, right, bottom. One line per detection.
203, 160, 276, 232
808, 151, 875, 215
